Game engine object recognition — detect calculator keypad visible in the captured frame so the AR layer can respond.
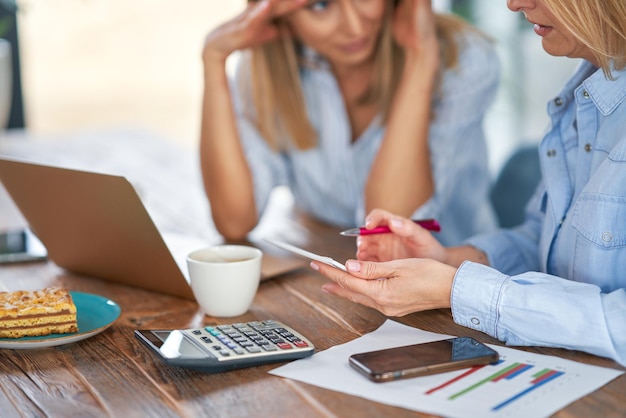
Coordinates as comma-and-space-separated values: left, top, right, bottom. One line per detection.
184, 320, 312, 361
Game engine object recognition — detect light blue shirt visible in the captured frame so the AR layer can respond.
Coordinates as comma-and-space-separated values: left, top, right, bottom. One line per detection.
230, 30, 499, 246
453, 61, 626, 366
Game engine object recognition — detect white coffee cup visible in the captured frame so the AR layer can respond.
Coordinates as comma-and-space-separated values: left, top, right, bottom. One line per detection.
186, 245, 263, 317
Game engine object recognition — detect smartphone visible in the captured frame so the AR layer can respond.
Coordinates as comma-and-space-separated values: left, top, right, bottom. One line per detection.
349, 337, 499, 383
264, 238, 346, 271
0, 229, 48, 264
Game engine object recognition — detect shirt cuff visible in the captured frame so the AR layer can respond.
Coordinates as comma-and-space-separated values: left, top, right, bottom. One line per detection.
451, 261, 510, 339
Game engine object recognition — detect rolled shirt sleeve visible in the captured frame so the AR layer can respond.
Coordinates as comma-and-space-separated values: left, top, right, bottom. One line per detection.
452, 261, 626, 366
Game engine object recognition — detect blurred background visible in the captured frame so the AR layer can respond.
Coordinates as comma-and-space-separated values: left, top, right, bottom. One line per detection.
1, 0, 579, 174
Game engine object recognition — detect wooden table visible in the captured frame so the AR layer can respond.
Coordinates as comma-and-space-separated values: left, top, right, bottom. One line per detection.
0, 131, 624, 416
1, 211, 624, 418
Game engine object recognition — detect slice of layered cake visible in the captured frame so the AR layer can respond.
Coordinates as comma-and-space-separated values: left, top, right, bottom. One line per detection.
0, 287, 79, 338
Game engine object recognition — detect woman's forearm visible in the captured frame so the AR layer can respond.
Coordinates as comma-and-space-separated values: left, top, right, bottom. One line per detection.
445, 245, 489, 268
365, 55, 437, 217
200, 60, 258, 240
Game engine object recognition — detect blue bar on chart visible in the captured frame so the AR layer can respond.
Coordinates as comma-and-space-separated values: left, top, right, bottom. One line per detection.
425, 360, 566, 413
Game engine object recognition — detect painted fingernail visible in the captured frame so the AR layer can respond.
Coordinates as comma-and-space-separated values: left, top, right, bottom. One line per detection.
346, 260, 361, 272
391, 218, 403, 229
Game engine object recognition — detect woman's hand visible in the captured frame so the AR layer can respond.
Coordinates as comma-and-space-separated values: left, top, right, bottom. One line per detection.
312, 257, 456, 317
356, 209, 449, 263
392, 0, 440, 73
202, 0, 308, 66
364, 0, 439, 217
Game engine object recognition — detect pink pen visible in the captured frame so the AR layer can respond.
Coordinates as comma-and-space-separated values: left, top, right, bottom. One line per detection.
339, 218, 441, 236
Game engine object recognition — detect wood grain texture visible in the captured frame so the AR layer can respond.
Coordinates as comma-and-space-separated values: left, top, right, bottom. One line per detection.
0, 217, 624, 417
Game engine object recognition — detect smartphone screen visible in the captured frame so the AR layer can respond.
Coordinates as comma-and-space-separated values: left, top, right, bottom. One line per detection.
0, 229, 48, 264
349, 337, 499, 383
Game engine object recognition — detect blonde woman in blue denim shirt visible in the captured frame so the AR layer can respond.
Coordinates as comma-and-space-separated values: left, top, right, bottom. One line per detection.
200, 0, 498, 244
312, 0, 626, 366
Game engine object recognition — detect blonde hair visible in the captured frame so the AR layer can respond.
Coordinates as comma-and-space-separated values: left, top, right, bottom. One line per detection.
544, 0, 626, 76
241, 4, 475, 150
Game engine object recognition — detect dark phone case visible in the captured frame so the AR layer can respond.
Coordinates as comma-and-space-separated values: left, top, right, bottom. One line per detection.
349, 337, 499, 383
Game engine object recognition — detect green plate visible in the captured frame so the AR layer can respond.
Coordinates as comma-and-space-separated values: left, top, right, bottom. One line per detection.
0, 291, 121, 349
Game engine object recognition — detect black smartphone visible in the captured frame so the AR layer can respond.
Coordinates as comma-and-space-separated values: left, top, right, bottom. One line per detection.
349, 337, 499, 383
0, 229, 48, 264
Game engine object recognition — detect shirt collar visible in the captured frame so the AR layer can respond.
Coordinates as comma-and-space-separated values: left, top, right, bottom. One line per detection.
299, 45, 330, 72
580, 61, 626, 116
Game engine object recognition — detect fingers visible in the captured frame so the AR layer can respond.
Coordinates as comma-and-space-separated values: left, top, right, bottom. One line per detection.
413, 0, 436, 37
392, 0, 438, 57
357, 209, 413, 262
246, 0, 282, 35
314, 258, 456, 315
364, 209, 422, 237
204, 0, 302, 63
272, 0, 309, 17
363, 208, 393, 229
312, 261, 386, 311
321, 282, 378, 309
345, 259, 380, 279
240, 0, 308, 43
311, 258, 391, 283
248, 0, 308, 18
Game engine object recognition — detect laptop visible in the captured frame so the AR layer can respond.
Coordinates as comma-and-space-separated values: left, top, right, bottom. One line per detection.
0, 156, 306, 300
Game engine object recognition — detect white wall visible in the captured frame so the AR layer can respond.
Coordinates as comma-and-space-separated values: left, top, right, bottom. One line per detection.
464, 1, 580, 174
14, 0, 580, 175
16, 0, 245, 148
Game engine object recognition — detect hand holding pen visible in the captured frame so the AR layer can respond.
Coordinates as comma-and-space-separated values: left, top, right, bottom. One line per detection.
340, 218, 441, 236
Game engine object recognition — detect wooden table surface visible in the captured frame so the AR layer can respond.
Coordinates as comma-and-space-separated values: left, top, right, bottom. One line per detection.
1, 211, 625, 418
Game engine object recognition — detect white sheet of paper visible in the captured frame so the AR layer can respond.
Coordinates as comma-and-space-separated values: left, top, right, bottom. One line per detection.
269, 320, 623, 418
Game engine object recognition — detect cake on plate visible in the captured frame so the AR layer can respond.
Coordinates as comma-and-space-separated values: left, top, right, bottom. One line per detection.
0, 286, 79, 338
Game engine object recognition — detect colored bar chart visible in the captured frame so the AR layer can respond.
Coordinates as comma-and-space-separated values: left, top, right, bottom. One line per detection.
424, 357, 569, 414
270, 320, 624, 418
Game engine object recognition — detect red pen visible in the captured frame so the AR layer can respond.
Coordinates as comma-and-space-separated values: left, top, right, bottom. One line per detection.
339, 218, 441, 236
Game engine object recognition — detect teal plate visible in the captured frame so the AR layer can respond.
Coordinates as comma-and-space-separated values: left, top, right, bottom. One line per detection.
0, 291, 121, 349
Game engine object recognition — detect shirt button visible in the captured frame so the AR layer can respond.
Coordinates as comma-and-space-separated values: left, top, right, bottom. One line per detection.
554, 97, 564, 106
602, 232, 613, 242
585, 143, 592, 152
582, 90, 590, 99
471, 317, 480, 326
547, 149, 557, 157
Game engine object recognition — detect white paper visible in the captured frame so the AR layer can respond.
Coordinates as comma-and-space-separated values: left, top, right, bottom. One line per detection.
270, 320, 623, 418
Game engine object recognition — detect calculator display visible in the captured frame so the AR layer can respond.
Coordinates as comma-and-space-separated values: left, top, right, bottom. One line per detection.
147, 330, 208, 358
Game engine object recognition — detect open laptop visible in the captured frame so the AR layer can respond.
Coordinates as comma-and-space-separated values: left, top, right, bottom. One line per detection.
0, 156, 306, 300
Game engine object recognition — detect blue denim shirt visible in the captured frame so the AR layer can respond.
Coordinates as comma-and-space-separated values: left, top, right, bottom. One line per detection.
453, 61, 626, 366
230, 30, 499, 246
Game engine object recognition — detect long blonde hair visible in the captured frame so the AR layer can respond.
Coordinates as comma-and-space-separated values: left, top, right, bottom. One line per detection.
240, 2, 476, 150
544, 0, 626, 77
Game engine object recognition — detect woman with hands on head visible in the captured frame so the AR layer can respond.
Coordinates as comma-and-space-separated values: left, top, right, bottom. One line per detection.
200, 0, 499, 244
312, 0, 626, 366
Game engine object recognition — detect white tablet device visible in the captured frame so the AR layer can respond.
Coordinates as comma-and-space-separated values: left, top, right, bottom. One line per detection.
264, 238, 346, 271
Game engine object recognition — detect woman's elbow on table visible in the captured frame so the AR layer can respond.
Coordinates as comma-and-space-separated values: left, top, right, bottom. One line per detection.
212, 210, 258, 242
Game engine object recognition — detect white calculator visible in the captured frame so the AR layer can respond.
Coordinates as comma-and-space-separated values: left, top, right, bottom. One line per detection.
135, 319, 315, 373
